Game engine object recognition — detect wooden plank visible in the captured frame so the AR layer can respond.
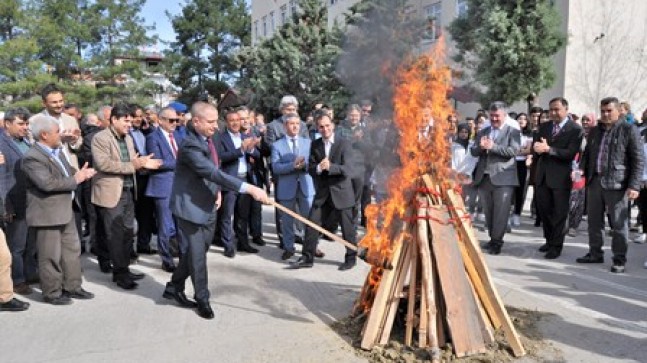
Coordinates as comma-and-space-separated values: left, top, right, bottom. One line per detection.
440, 182, 526, 357
415, 199, 435, 349
378, 239, 413, 345
404, 238, 419, 346
428, 206, 487, 357
466, 266, 495, 344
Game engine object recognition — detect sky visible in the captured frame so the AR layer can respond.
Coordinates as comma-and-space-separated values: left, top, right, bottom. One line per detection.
141, 0, 184, 49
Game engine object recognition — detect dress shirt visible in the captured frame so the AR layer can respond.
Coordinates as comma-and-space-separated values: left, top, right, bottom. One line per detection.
161, 129, 177, 157
227, 129, 248, 175
202, 135, 247, 193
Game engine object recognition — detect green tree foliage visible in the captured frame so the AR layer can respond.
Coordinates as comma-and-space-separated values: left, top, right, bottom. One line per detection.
166, 0, 249, 103
237, 0, 349, 119
448, 0, 566, 106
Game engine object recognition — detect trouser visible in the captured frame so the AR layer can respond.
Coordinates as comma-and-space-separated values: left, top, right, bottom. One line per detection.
477, 176, 514, 246
249, 199, 263, 239
638, 186, 647, 234
154, 197, 176, 266
171, 214, 216, 303
234, 192, 252, 247
351, 176, 364, 225
303, 198, 356, 263
135, 175, 155, 250
535, 184, 571, 251
513, 160, 528, 215
278, 189, 313, 253
0, 229, 14, 303
34, 219, 82, 299
97, 189, 135, 279
83, 180, 99, 252
587, 176, 629, 264
5, 218, 37, 284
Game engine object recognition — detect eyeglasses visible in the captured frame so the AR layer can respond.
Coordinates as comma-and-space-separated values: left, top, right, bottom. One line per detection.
162, 117, 180, 123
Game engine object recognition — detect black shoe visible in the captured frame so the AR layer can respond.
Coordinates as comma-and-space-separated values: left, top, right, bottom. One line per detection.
99, 260, 113, 273
281, 250, 294, 260
338, 260, 356, 271
289, 256, 313, 269
481, 241, 493, 250
163, 284, 198, 308
161, 263, 176, 273
223, 249, 236, 258
544, 250, 561, 259
114, 278, 138, 290
252, 237, 266, 246
538, 244, 549, 253
238, 244, 259, 253
196, 301, 215, 319
295, 236, 304, 245
611, 264, 626, 273
130, 250, 139, 261
314, 249, 325, 258
128, 271, 145, 281
138, 246, 156, 255
63, 288, 95, 300
0, 298, 30, 312
576, 253, 604, 264
488, 244, 502, 255
43, 295, 73, 305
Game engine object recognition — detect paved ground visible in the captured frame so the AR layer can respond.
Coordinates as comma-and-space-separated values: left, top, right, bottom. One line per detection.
2, 202, 647, 363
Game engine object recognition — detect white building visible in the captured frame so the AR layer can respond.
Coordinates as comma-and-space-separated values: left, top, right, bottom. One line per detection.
251, 0, 647, 118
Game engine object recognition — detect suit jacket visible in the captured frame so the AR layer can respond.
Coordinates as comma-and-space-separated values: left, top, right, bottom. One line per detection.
145, 127, 180, 198
0, 133, 30, 218
217, 129, 261, 181
308, 137, 355, 209
170, 127, 243, 225
264, 117, 309, 145
91, 128, 137, 208
271, 136, 315, 201
470, 124, 521, 187
533, 119, 584, 189
22, 144, 78, 227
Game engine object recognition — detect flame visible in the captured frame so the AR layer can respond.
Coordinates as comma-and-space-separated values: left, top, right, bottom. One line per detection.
356, 37, 454, 313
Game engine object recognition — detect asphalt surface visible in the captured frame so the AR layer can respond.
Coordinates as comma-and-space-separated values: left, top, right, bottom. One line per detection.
1, 202, 646, 363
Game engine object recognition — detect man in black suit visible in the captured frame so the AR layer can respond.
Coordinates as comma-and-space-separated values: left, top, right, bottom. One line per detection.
532, 97, 583, 259
162, 102, 268, 319
291, 110, 357, 270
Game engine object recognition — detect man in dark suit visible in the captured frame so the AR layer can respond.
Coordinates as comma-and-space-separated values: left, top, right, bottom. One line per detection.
291, 110, 358, 270
532, 97, 584, 259
216, 109, 263, 257
162, 102, 268, 320
145, 107, 182, 272
0, 108, 37, 295
22, 115, 96, 305
471, 102, 521, 255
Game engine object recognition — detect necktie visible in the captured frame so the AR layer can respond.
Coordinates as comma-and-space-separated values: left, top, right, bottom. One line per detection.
207, 137, 219, 166
291, 138, 297, 154
552, 124, 561, 138
169, 133, 177, 157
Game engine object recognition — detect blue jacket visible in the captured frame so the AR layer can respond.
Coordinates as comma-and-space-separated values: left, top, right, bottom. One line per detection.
271, 136, 315, 201
145, 127, 182, 198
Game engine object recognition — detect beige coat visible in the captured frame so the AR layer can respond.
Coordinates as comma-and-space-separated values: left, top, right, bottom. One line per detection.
91, 128, 136, 208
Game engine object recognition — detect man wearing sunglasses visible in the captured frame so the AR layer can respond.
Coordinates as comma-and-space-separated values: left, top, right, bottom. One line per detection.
145, 107, 184, 272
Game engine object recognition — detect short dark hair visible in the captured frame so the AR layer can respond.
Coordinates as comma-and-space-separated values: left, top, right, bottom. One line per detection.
40, 83, 63, 101
488, 101, 507, 112
601, 97, 620, 107
129, 104, 143, 115
110, 103, 133, 121
4, 107, 31, 122
64, 103, 79, 111
530, 106, 543, 114
549, 97, 569, 108
223, 108, 239, 120
313, 108, 332, 125
236, 105, 250, 113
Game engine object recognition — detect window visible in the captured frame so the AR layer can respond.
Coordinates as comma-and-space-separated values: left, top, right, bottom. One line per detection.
270, 11, 275, 32
330, 0, 338, 5
280, 5, 287, 24
290, 0, 297, 16
456, 0, 468, 17
424, 2, 442, 41
262, 16, 267, 37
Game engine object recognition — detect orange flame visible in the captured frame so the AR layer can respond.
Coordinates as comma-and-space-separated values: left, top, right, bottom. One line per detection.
357, 37, 454, 312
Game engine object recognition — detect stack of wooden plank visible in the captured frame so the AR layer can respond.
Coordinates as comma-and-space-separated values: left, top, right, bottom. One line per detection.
354, 175, 525, 361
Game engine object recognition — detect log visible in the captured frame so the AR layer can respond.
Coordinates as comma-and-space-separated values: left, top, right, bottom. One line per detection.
416, 198, 435, 349
378, 237, 413, 345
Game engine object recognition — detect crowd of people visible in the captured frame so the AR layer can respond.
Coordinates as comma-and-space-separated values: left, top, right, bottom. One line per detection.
0, 83, 645, 320
451, 96, 646, 276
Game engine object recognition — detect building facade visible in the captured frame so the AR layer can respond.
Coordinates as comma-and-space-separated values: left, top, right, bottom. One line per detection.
251, 0, 647, 117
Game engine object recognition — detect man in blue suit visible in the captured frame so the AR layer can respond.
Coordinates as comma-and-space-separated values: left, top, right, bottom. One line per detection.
271, 113, 315, 260
145, 107, 183, 272
162, 102, 268, 319
216, 109, 263, 257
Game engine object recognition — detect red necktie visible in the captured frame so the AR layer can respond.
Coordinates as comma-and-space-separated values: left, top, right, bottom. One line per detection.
207, 137, 219, 166
169, 133, 178, 157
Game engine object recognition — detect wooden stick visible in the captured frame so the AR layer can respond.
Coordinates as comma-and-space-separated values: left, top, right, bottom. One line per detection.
404, 237, 419, 346
416, 196, 435, 349
378, 239, 412, 345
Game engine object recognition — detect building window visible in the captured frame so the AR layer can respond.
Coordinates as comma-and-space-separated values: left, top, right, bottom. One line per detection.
330, 0, 338, 5
290, 0, 297, 16
456, 0, 468, 17
280, 5, 287, 24
424, 2, 442, 41
262, 16, 267, 37
270, 11, 275, 32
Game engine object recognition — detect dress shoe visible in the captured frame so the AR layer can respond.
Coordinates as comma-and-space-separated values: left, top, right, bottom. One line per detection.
128, 271, 145, 280
43, 295, 73, 305
281, 250, 294, 260
488, 244, 502, 255
481, 241, 493, 250
138, 246, 156, 255
161, 262, 176, 273
289, 256, 314, 269
13, 282, 33, 295
0, 297, 29, 312
196, 301, 215, 319
544, 250, 561, 260
130, 250, 139, 261
338, 260, 356, 271
314, 249, 325, 258
238, 244, 259, 253
223, 249, 236, 258
99, 260, 113, 273
538, 244, 549, 253
295, 236, 304, 244
611, 264, 625, 273
576, 253, 604, 264
63, 288, 95, 300
252, 237, 266, 246
163, 284, 198, 308
114, 278, 138, 290
26, 276, 40, 285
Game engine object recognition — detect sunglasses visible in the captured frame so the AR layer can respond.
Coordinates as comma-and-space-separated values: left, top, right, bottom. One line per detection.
162, 117, 180, 123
